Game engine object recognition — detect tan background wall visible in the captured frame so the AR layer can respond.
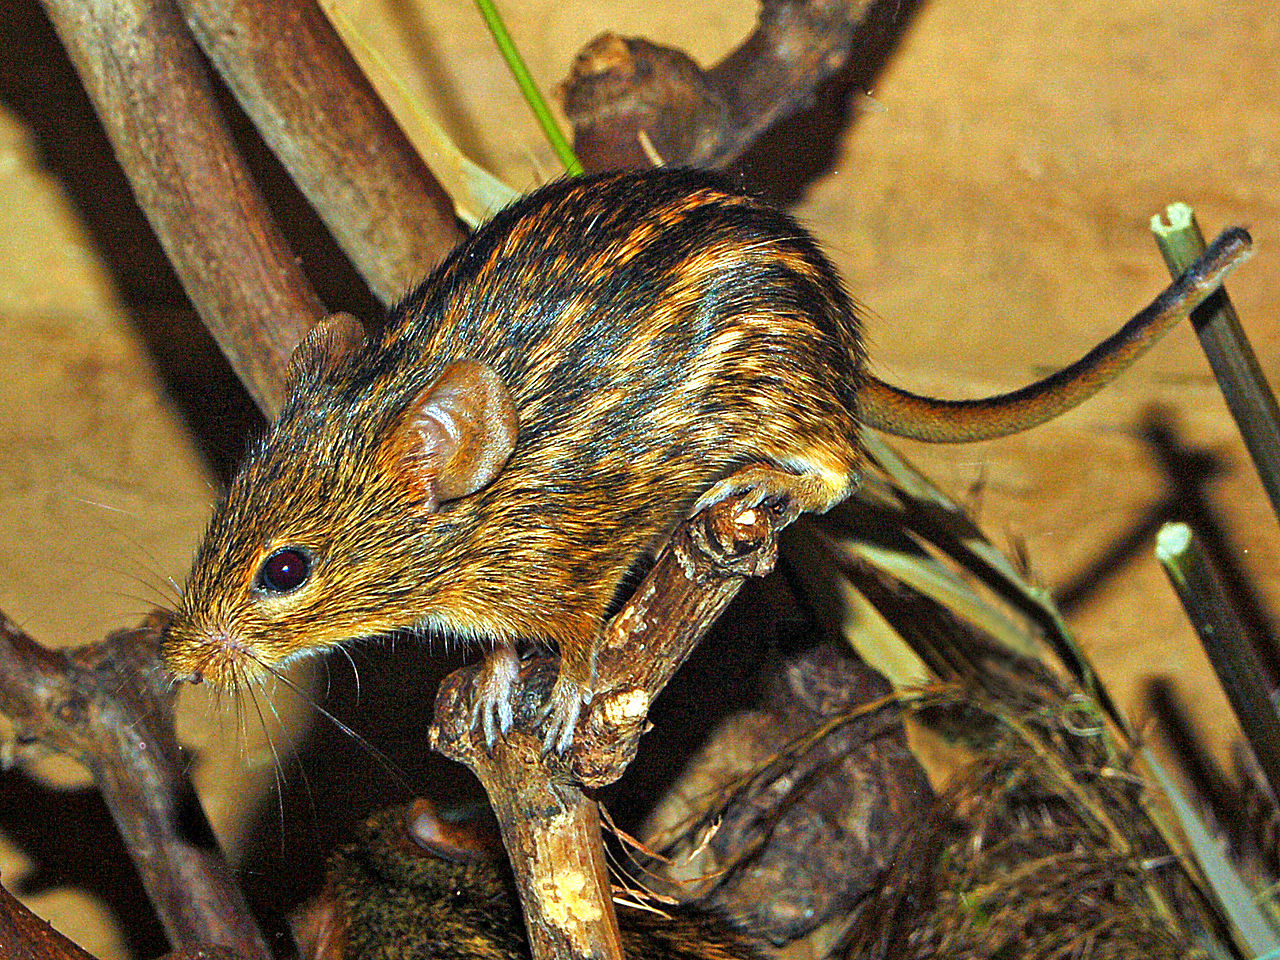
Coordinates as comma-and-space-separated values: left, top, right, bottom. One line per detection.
0, 0, 1277, 956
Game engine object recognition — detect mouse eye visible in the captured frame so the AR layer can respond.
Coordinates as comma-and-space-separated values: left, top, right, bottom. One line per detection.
256, 547, 312, 594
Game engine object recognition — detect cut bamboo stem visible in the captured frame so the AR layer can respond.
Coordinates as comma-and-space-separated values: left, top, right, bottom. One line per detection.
1156, 522, 1280, 802
1151, 203, 1280, 526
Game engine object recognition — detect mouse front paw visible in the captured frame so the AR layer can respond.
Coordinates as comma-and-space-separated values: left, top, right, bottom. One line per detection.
473, 644, 520, 747
540, 675, 592, 754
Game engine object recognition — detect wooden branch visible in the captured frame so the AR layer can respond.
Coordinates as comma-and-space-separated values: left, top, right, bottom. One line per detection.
175, 0, 465, 305
0, 612, 271, 960
0, 876, 100, 960
449, 727, 623, 960
39, 0, 326, 417
561, 0, 878, 171
432, 492, 785, 960
0, 878, 246, 960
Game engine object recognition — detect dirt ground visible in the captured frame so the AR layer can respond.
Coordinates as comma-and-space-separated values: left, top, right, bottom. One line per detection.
1, 0, 1277, 957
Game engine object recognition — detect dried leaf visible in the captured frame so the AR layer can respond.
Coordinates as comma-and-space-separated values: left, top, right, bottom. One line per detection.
322, 4, 519, 226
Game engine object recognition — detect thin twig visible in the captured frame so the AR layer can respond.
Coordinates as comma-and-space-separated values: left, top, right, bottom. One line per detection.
474, 0, 582, 175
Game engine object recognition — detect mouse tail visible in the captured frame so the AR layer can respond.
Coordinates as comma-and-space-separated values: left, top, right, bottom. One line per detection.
859, 226, 1253, 443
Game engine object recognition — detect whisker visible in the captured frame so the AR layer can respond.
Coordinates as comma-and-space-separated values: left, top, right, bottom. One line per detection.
260, 673, 319, 842
334, 645, 362, 705
107, 565, 179, 603
243, 678, 289, 848
99, 589, 176, 615
247, 654, 414, 793
320, 655, 332, 701
68, 495, 139, 517
232, 664, 251, 760
57, 512, 187, 606
50, 552, 181, 609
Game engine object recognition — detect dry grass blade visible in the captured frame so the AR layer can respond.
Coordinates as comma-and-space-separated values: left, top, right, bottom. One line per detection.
860, 432, 1071, 640
839, 685, 1207, 960
1143, 747, 1280, 956
805, 519, 1040, 662
323, 2, 520, 226
828, 433, 1126, 731
748, 438, 1249, 957
782, 527, 933, 689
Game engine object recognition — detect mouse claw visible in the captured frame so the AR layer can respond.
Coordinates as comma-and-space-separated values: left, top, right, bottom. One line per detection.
478, 694, 515, 749
540, 676, 590, 754
692, 462, 854, 518
473, 644, 520, 748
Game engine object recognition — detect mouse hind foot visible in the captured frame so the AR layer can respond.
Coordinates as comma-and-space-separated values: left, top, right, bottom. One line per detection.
691, 458, 857, 520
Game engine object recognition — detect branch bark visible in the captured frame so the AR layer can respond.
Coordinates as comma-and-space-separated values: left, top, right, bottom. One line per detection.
39, 0, 327, 417
0, 875, 101, 960
175, 0, 465, 306
432, 492, 787, 960
0, 612, 271, 960
561, 0, 879, 172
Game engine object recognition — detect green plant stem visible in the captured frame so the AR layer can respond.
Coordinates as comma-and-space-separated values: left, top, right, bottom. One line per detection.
1151, 203, 1280, 526
1156, 522, 1280, 802
474, 0, 583, 176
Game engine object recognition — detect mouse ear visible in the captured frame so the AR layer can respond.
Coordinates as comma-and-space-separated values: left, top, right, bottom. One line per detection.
405, 798, 502, 863
398, 360, 518, 506
285, 312, 366, 395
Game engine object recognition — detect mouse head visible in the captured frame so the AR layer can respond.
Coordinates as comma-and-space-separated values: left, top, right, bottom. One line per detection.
163, 314, 519, 687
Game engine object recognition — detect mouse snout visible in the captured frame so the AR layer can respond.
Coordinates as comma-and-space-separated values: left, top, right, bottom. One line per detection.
161, 612, 269, 689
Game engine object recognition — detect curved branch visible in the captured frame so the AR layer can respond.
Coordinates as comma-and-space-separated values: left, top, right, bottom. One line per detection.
561, 0, 879, 172
0, 612, 271, 960
39, 0, 326, 416
175, 0, 465, 304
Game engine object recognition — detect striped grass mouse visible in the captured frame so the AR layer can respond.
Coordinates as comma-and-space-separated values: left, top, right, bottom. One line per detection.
162, 168, 1251, 751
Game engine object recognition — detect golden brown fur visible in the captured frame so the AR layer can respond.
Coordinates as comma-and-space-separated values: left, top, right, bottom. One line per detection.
164, 170, 864, 708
